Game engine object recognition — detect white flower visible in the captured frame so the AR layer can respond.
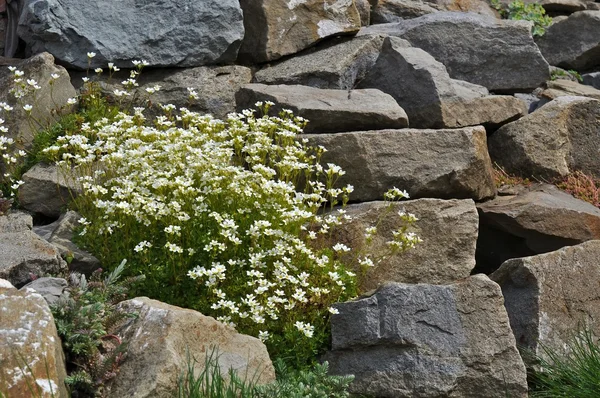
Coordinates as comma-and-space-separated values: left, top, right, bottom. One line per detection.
294, 321, 314, 338
50, 73, 60, 80
332, 243, 351, 252
87, 52, 96, 58
328, 307, 339, 315
67, 98, 77, 105
258, 330, 270, 342
94, 68, 103, 74
22, 104, 32, 112
82, 77, 89, 83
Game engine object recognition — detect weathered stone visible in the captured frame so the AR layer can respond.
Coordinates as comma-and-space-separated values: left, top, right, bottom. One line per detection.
541, 79, 600, 101
18, 0, 244, 69
304, 126, 496, 202
488, 96, 600, 180
490, 241, 600, 365
583, 71, 600, 89
321, 199, 478, 290
358, 37, 527, 128
326, 275, 528, 397
356, 0, 372, 25
254, 35, 385, 90
21, 277, 68, 306
106, 297, 275, 398
540, 0, 586, 13
48, 211, 101, 275
236, 84, 409, 132
0, 282, 68, 397
73, 65, 253, 120
536, 11, 600, 70
476, 183, 600, 273
0, 211, 32, 233
359, 12, 550, 92
425, 0, 498, 15
371, 0, 441, 22
0, 53, 75, 150
33, 219, 61, 241
0, 212, 67, 287
18, 163, 79, 219
238, 0, 361, 64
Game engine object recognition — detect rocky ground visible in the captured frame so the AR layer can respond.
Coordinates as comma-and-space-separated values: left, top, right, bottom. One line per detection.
2, 0, 600, 397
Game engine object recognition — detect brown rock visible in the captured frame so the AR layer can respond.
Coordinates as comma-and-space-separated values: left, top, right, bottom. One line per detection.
476, 183, 600, 273
107, 297, 275, 398
305, 126, 497, 202
0, 281, 68, 397
489, 96, 600, 180
321, 199, 478, 290
238, 0, 361, 63
541, 79, 600, 101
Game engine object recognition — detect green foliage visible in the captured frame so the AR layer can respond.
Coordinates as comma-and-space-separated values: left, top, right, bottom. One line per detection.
491, 0, 552, 36
550, 69, 583, 83
51, 260, 143, 397
531, 329, 600, 397
177, 349, 354, 398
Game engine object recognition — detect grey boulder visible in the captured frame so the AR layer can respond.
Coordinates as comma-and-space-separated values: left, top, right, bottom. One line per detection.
18, 163, 79, 218
21, 277, 68, 306
489, 96, 600, 180
582, 71, 600, 89
304, 126, 496, 202
254, 35, 385, 90
476, 183, 600, 273
359, 12, 550, 92
319, 199, 478, 290
326, 275, 528, 397
491, 241, 600, 365
18, 0, 245, 69
236, 84, 409, 133
536, 11, 600, 70
0, 212, 67, 287
358, 37, 527, 128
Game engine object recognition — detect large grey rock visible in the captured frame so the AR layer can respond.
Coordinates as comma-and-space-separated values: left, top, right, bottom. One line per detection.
254, 35, 385, 90
488, 96, 600, 180
0, 212, 67, 287
358, 37, 527, 128
21, 277, 68, 306
18, 163, 79, 218
304, 126, 496, 202
18, 0, 244, 69
48, 211, 101, 275
236, 84, 409, 133
320, 199, 478, 290
359, 12, 550, 92
476, 183, 600, 274
238, 0, 361, 63
0, 53, 76, 150
107, 297, 275, 398
491, 241, 600, 365
0, 281, 68, 397
540, 0, 586, 13
536, 11, 600, 70
326, 275, 528, 397
583, 71, 600, 89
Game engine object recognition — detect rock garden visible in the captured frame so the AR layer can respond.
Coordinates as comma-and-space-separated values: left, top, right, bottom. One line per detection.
1, 0, 600, 397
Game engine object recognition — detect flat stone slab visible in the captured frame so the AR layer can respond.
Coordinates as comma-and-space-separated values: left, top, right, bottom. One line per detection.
305, 126, 496, 202
236, 84, 408, 132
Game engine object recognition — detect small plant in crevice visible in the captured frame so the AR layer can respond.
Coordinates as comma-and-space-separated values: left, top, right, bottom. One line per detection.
51, 260, 143, 397
555, 171, 600, 208
530, 328, 600, 398
492, 164, 532, 188
550, 68, 583, 83
490, 0, 552, 36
